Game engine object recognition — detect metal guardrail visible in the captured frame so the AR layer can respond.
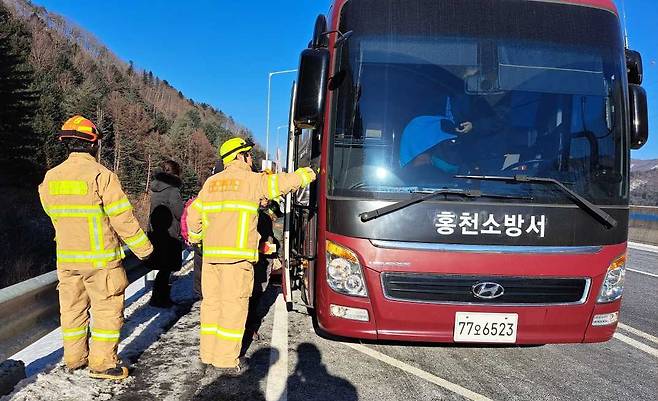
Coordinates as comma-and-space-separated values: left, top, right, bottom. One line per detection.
629, 205, 658, 246
0, 253, 149, 362
0, 205, 654, 367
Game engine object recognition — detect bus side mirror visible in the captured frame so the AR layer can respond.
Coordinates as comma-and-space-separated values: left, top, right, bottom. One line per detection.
629, 84, 648, 150
625, 49, 643, 85
293, 48, 329, 130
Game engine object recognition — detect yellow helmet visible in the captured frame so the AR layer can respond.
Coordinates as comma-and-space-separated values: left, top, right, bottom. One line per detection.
219, 137, 254, 164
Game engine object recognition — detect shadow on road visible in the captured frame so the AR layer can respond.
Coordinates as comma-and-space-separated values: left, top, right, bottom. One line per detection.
119, 270, 195, 365
193, 347, 275, 401
286, 342, 358, 401
240, 277, 280, 356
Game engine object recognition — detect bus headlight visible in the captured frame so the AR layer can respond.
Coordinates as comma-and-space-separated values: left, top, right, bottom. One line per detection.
596, 253, 626, 303
326, 240, 368, 297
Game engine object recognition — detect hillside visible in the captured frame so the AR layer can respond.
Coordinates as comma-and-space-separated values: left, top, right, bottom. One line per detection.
630, 158, 658, 173
1, 0, 259, 191
0, 0, 260, 287
630, 159, 658, 206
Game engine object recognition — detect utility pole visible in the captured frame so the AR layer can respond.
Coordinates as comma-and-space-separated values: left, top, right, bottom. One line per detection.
266, 69, 297, 159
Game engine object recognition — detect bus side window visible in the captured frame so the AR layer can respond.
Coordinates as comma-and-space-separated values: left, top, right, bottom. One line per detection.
295, 129, 313, 206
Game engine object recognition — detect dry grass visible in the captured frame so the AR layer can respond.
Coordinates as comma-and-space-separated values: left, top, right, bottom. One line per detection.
130, 192, 151, 230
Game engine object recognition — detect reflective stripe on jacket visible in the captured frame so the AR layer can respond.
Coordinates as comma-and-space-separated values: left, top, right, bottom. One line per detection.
186, 160, 310, 264
39, 153, 153, 269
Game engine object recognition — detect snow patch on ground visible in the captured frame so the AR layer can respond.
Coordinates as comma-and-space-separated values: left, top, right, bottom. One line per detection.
113, 301, 204, 401
3, 262, 194, 401
112, 286, 280, 400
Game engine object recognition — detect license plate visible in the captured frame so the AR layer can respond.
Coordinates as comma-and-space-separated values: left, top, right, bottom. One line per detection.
453, 312, 518, 343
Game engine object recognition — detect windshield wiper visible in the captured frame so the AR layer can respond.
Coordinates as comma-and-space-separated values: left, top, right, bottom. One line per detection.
454, 174, 617, 229
359, 189, 531, 222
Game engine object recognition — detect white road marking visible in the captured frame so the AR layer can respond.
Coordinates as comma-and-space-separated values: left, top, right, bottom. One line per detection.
628, 241, 658, 254
265, 294, 288, 401
617, 323, 658, 345
613, 332, 658, 358
343, 342, 494, 401
627, 268, 658, 278
626, 268, 658, 278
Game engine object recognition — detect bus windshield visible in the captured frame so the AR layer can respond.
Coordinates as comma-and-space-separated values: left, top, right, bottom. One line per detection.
330, 0, 627, 205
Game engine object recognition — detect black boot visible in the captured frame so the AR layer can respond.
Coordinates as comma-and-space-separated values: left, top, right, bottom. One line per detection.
150, 279, 174, 308
89, 363, 129, 380
215, 357, 249, 376
164, 283, 175, 305
150, 291, 174, 308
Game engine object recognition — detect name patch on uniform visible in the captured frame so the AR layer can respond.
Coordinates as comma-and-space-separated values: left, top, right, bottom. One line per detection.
49, 181, 88, 195
208, 179, 241, 193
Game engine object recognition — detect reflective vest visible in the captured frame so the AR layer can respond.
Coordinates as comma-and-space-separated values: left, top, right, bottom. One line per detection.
186, 160, 314, 264
39, 152, 153, 269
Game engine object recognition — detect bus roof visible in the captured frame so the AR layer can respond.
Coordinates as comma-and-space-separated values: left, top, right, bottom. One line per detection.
330, 0, 618, 16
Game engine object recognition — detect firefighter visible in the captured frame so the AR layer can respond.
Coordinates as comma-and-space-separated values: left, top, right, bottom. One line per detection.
38, 116, 153, 380
186, 137, 316, 372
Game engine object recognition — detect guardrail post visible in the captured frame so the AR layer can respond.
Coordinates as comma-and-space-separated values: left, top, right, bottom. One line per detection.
629, 205, 658, 246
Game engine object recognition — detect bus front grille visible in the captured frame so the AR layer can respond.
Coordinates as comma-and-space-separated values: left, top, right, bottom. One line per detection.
381, 273, 590, 305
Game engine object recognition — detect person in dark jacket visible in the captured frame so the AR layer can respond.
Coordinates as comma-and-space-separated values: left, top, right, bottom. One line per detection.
245, 198, 283, 340
148, 160, 184, 308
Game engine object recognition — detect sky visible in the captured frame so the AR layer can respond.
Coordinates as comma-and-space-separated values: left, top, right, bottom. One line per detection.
33, 0, 658, 160
614, 0, 658, 159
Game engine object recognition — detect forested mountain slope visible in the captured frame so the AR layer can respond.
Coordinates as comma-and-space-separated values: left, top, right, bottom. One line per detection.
0, 0, 259, 287
631, 159, 658, 206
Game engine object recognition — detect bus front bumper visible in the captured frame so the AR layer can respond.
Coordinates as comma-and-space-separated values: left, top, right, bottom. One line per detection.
315, 269, 620, 344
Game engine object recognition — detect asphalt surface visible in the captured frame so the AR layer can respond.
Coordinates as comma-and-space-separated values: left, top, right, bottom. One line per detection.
284, 246, 658, 401
119, 246, 657, 401
5, 247, 657, 401
622, 248, 658, 335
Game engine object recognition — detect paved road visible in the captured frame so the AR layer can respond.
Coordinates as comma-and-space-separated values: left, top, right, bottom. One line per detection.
622, 247, 658, 335
5, 247, 657, 401
285, 246, 658, 401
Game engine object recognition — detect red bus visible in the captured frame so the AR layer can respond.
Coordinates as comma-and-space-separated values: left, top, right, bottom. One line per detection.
283, 0, 649, 344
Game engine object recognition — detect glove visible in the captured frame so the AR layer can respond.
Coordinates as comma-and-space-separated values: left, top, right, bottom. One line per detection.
259, 241, 276, 255
295, 167, 317, 187
139, 250, 153, 264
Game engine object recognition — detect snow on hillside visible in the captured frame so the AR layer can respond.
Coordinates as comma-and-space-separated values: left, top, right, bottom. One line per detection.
630, 179, 647, 191
631, 159, 658, 173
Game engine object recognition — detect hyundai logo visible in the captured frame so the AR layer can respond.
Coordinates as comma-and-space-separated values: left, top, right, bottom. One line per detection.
472, 282, 505, 299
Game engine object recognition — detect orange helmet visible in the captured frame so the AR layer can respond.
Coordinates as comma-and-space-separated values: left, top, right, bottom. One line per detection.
58, 115, 101, 142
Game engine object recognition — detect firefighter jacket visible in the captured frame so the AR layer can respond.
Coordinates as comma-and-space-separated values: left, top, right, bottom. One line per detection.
186, 159, 315, 264
38, 152, 153, 269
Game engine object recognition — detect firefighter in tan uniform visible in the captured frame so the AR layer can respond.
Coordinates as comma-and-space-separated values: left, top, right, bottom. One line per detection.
186, 137, 315, 372
38, 116, 153, 380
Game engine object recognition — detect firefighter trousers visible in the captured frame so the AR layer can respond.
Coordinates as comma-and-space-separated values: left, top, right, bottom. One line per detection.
57, 267, 128, 371
200, 261, 254, 368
